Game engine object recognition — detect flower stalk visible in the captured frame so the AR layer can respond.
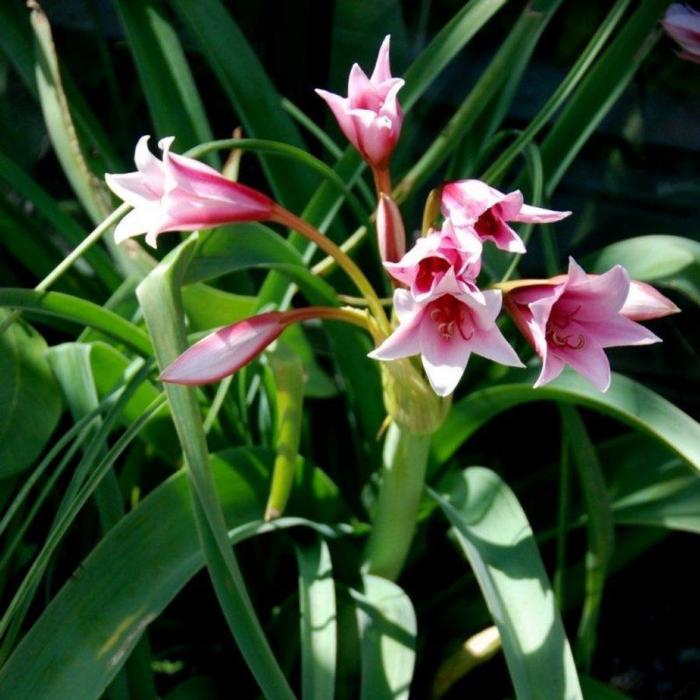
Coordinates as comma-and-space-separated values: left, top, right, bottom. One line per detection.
364, 421, 432, 580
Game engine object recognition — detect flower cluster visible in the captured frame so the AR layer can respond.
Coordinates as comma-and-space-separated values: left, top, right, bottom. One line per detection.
105, 36, 679, 399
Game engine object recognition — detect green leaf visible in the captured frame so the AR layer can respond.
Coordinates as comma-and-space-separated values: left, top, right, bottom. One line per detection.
28, 3, 110, 224
429, 467, 582, 700
183, 223, 311, 285
295, 538, 337, 700
431, 370, 700, 479
0, 449, 346, 700
0, 363, 161, 652
0, 288, 152, 357
353, 575, 417, 700
603, 434, 700, 534
136, 237, 295, 700
0, 1, 121, 172
396, 0, 563, 200
401, 0, 508, 111
112, 0, 215, 158
586, 235, 700, 305
560, 407, 613, 671
483, 0, 632, 184
539, 0, 667, 195
0, 312, 61, 477
182, 284, 256, 332
168, 0, 314, 210
88, 342, 176, 461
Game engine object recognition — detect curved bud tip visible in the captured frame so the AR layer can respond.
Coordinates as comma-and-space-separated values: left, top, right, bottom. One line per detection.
621, 281, 680, 321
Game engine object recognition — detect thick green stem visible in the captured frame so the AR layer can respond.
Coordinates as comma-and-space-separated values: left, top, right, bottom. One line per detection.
364, 422, 431, 581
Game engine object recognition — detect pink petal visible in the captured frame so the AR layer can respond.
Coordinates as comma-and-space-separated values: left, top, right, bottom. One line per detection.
584, 315, 660, 348
393, 288, 422, 324
534, 351, 565, 388
113, 203, 163, 245
512, 203, 571, 224
556, 340, 611, 392
162, 147, 272, 214
315, 89, 359, 151
441, 179, 504, 224
562, 260, 630, 320
160, 312, 287, 385
468, 325, 524, 367
348, 63, 373, 103
134, 135, 167, 191
105, 172, 158, 208
349, 110, 397, 168
621, 281, 680, 321
418, 318, 470, 397
368, 312, 423, 362
370, 35, 393, 83
479, 216, 526, 253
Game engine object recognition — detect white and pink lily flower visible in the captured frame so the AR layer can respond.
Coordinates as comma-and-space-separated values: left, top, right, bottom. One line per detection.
105, 136, 274, 248
384, 219, 483, 301
370, 271, 523, 397
441, 179, 571, 253
662, 4, 700, 64
503, 258, 677, 392
316, 35, 404, 170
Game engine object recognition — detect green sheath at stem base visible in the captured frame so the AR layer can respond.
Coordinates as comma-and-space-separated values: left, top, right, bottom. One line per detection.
364, 422, 431, 581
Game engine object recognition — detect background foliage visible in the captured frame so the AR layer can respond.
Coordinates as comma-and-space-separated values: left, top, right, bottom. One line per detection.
0, 0, 699, 698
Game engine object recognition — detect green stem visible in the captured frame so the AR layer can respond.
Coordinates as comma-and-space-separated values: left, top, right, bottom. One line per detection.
364, 422, 431, 580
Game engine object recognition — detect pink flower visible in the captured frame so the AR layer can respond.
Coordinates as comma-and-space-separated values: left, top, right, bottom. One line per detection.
662, 4, 700, 64
503, 258, 673, 392
369, 272, 523, 396
441, 179, 571, 253
384, 219, 483, 301
376, 194, 407, 263
315, 35, 404, 170
105, 136, 273, 247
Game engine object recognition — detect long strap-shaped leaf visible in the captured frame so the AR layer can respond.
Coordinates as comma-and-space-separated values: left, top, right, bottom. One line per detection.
0, 448, 345, 700
430, 370, 700, 478
136, 237, 296, 700
0, 288, 152, 357
429, 467, 583, 700
113, 0, 215, 158
295, 538, 337, 700
539, 0, 668, 196
168, 0, 314, 210
352, 576, 417, 700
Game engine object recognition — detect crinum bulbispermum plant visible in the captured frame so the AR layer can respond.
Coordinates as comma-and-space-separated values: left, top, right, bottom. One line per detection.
2, 0, 698, 696
106, 35, 679, 581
